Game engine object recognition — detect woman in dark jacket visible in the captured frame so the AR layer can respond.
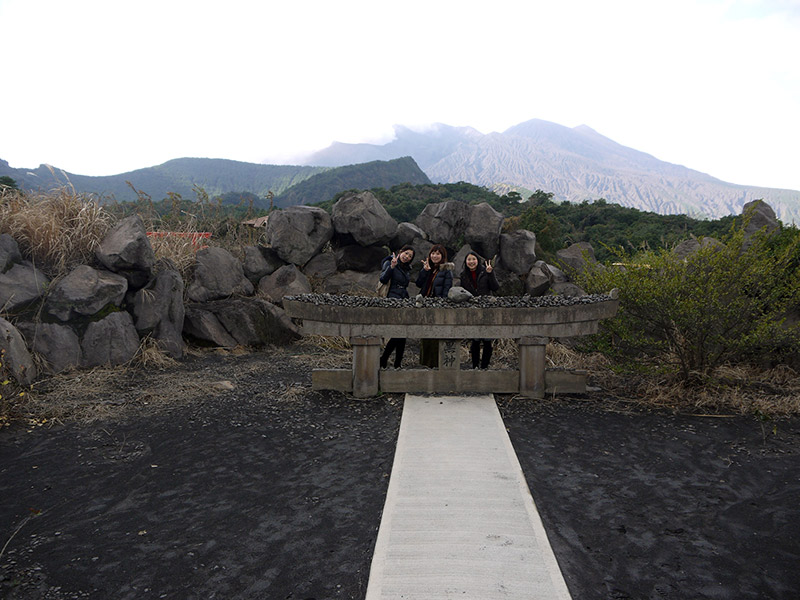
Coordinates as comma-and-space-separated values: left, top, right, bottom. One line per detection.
379, 245, 415, 368
415, 244, 454, 368
460, 251, 499, 368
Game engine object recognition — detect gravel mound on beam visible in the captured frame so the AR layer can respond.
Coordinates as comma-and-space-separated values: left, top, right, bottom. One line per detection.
285, 292, 616, 309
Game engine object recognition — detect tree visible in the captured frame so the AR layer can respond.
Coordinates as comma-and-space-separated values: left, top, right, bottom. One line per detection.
0, 176, 19, 191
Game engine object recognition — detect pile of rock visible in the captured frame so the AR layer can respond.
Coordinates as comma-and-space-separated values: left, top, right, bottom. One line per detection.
10, 191, 778, 385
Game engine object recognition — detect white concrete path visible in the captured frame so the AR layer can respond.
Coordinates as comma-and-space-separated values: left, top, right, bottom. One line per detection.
365, 394, 572, 600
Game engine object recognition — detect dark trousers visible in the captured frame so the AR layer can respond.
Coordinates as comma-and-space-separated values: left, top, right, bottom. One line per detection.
381, 338, 406, 368
470, 339, 493, 369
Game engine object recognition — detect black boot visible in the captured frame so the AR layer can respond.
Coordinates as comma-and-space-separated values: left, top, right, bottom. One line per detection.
470, 340, 480, 369
380, 349, 389, 369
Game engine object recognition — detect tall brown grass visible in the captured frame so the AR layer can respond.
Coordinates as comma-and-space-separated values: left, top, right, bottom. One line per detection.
0, 186, 114, 277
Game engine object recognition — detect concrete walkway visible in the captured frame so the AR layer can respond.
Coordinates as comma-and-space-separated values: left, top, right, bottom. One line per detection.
365, 394, 572, 600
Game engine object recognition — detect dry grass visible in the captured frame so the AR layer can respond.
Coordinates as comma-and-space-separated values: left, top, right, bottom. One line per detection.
0, 185, 114, 277
591, 362, 800, 416
145, 219, 206, 282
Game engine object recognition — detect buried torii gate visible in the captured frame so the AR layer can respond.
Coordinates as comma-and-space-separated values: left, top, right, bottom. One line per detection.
284, 290, 619, 399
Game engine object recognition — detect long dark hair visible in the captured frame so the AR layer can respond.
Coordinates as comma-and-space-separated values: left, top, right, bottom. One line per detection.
396, 245, 415, 270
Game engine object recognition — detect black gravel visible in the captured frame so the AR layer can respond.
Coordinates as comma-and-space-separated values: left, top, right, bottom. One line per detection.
285, 292, 615, 309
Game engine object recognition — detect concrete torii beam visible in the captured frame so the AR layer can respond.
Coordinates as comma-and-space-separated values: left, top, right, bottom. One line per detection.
284, 290, 619, 399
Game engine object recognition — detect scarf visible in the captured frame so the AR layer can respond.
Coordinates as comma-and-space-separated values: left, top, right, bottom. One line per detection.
423, 267, 439, 297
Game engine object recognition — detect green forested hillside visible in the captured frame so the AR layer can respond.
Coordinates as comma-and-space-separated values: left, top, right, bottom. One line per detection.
274, 157, 430, 207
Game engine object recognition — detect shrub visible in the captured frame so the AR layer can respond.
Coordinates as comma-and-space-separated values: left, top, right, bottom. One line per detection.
578, 225, 800, 381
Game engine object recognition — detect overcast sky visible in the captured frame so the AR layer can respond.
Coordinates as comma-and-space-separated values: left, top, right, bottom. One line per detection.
1, 0, 798, 191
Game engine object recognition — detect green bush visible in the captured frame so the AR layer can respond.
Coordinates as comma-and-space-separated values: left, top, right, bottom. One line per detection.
578, 225, 800, 380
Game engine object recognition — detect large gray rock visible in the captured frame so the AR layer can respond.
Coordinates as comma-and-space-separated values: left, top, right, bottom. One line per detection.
265, 206, 333, 266
493, 267, 524, 297
0, 262, 49, 312
391, 222, 427, 250
0, 317, 37, 385
672, 237, 722, 261
17, 322, 82, 373
187, 247, 254, 302
415, 201, 471, 248
44, 265, 128, 322
0, 233, 23, 272
81, 311, 140, 367
257, 265, 312, 306
556, 242, 600, 276
95, 215, 155, 289
546, 263, 569, 283
182, 306, 237, 348
132, 267, 185, 358
526, 261, 553, 297
303, 252, 338, 280
335, 244, 387, 272
550, 281, 587, 297
742, 200, 780, 238
184, 297, 300, 348
331, 191, 398, 246
322, 270, 381, 295
465, 203, 504, 259
242, 245, 284, 285
499, 230, 537, 275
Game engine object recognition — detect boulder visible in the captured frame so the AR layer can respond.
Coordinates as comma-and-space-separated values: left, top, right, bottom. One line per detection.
44, 265, 128, 322
132, 267, 185, 358
331, 191, 397, 246
81, 311, 140, 367
414, 201, 471, 248
556, 242, 600, 276
526, 261, 553, 296
95, 215, 155, 289
0, 317, 37, 385
499, 230, 537, 275
550, 281, 586, 297
242, 245, 284, 285
742, 200, 780, 238
335, 244, 387, 272
546, 263, 569, 283
184, 297, 300, 348
493, 267, 524, 297
257, 265, 312, 306
464, 203, 504, 259
0, 233, 23, 272
183, 307, 237, 348
672, 237, 722, 261
187, 247, 254, 302
303, 252, 338, 280
0, 262, 49, 312
265, 206, 333, 266
17, 322, 82, 373
321, 270, 381, 295
447, 286, 473, 302
391, 222, 427, 250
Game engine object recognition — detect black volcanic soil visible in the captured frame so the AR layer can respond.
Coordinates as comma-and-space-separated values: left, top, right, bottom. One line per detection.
2, 347, 799, 599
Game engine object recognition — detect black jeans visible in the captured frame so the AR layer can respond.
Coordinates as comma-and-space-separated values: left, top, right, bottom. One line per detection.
381, 338, 406, 368
470, 339, 493, 369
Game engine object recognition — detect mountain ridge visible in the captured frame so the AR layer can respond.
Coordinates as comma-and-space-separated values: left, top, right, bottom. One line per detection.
305, 119, 800, 223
